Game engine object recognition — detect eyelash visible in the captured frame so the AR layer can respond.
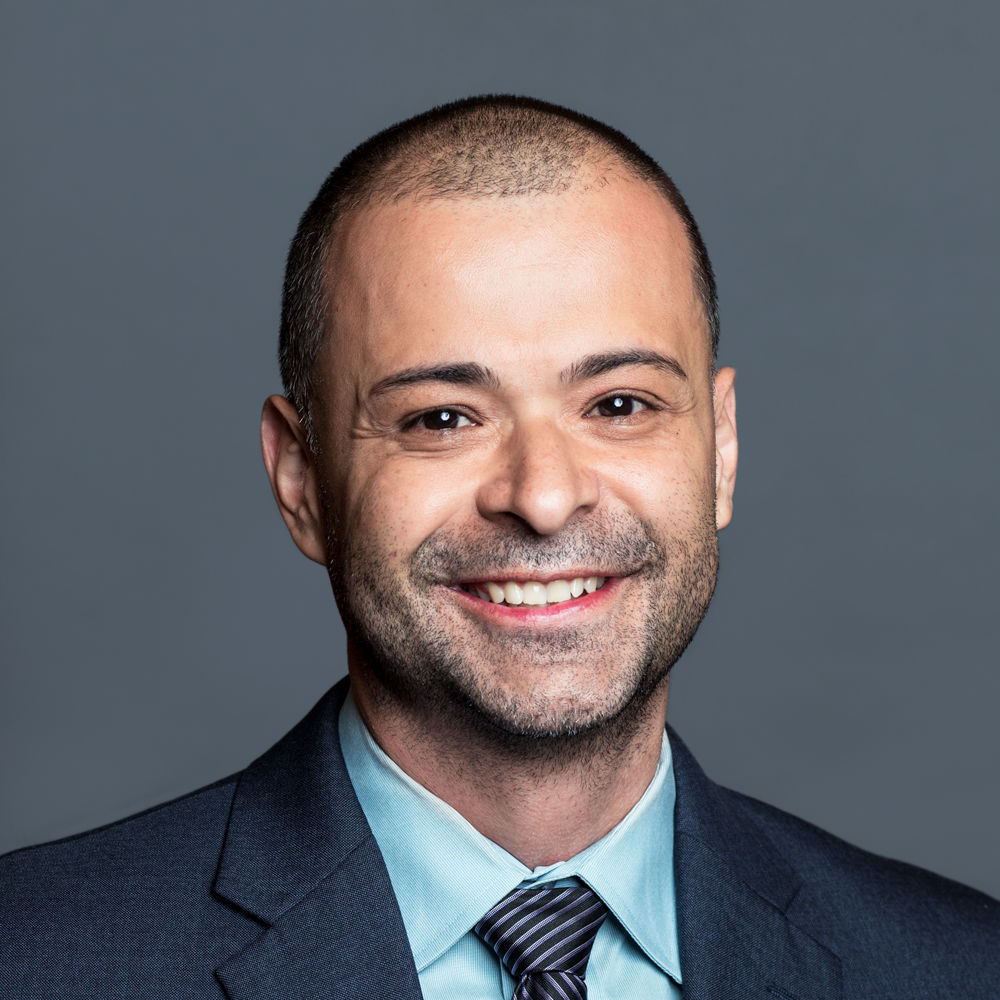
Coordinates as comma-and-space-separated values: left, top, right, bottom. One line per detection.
402, 408, 476, 432
585, 393, 655, 419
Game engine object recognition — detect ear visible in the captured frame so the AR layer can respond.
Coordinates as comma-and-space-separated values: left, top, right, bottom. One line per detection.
260, 395, 327, 565
712, 367, 738, 530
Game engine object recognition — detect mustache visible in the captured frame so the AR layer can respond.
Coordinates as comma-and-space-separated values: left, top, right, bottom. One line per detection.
411, 515, 666, 582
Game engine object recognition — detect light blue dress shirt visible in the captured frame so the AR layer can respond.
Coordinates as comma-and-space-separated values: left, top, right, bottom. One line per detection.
339, 692, 683, 1000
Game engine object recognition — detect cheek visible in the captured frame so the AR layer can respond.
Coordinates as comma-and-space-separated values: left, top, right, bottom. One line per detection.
343, 455, 472, 560
598, 433, 716, 520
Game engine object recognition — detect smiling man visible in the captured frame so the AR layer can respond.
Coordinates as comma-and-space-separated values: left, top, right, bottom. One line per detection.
262, 131, 732, 884
2, 96, 997, 998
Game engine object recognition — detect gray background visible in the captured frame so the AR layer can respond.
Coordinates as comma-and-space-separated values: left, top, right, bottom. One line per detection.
3, 1, 998, 898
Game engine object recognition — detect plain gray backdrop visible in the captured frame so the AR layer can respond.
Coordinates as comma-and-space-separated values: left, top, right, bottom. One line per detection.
3, 1, 998, 898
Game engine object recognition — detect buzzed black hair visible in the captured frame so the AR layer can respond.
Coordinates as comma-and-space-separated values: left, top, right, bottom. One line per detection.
279, 95, 719, 441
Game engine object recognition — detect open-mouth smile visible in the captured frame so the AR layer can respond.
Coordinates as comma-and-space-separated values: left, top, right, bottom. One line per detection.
456, 575, 609, 607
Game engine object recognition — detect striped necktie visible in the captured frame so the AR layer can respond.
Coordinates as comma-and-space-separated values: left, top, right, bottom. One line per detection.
474, 886, 609, 1000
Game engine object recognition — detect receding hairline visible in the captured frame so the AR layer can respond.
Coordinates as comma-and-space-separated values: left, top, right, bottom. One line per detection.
335, 122, 644, 210
320, 154, 711, 349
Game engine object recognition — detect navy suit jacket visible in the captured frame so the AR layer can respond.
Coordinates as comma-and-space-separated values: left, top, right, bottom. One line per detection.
2, 680, 998, 998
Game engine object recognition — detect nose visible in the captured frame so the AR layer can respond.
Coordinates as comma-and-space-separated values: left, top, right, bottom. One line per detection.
475, 419, 600, 535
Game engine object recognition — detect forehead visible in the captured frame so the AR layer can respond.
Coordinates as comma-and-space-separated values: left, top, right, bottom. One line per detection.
321, 177, 708, 392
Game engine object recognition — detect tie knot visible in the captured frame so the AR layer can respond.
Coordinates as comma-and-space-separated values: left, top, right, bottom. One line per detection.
475, 886, 608, 980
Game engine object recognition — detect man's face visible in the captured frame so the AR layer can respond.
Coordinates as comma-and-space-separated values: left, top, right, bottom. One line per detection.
307, 175, 736, 740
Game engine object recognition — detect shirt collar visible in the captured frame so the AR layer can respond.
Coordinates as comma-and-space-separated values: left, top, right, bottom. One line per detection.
339, 690, 681, 982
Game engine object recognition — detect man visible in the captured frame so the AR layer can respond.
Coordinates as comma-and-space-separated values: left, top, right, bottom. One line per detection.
1, 96, 997, 998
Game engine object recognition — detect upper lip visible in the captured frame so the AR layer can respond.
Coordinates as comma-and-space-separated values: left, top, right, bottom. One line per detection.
452, 570, 620, 585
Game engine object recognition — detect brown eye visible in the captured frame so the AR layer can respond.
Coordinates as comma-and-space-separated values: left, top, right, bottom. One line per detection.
410, 409, 474, 431
590, 395, 648, 418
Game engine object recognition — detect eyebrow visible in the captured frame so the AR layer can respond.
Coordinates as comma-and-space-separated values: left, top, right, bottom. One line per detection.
367, 348, 686, 399
368, 362, 501, 398
561, 349, 688, 383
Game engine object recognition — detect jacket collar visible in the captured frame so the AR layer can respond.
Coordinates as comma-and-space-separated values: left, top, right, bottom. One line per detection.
669, 726, 842, 1000
212, 679, 423, 1000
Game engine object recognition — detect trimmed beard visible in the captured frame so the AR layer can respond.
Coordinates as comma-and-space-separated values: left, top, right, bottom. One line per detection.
328, 507, 718, 759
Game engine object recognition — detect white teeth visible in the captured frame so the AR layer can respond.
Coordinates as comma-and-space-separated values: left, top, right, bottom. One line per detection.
467, 576, 608, 606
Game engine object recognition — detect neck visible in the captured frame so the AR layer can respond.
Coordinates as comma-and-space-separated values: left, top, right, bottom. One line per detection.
350, 676, 670, 868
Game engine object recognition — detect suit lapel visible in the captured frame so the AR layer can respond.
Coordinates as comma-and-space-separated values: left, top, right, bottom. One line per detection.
215, 834, 422, 1000
670, 729, 842, 1000
212, 681, 423, 1000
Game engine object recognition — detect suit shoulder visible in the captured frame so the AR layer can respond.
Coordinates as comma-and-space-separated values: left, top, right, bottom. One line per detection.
724, 786, 1000, 965
0, 773, 240, 908
0, 773, 258, 994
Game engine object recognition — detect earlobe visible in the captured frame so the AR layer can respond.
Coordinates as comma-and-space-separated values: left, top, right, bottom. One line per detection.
712, 367, 738, 530
260, 395, 327, 565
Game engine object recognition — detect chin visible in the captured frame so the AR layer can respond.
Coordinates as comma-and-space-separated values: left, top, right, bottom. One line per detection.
448, 661, 671, 747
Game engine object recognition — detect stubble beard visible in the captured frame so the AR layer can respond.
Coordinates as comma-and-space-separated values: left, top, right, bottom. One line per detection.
327, 508, 719, 763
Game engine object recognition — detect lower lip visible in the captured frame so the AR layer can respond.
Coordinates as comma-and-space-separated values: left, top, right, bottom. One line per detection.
446, 577, 622, 625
